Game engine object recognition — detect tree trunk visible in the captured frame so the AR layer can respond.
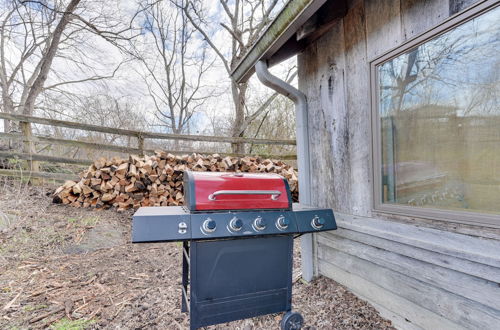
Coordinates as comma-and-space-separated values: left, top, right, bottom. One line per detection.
231, 80, 247, 154
22, 0, 81, 117
1, 119, 10, 149
1, 92, 15, 148
18, 0, 80, 173
20, 121, 39, 172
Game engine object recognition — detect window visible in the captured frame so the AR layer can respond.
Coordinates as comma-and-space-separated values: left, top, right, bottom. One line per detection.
372, 2, 500, 226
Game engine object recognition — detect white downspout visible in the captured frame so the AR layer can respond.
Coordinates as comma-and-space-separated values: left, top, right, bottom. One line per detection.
255, 60, 314, 282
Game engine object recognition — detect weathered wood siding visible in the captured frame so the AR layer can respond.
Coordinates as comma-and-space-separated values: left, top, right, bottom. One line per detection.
297, 0, 500, 328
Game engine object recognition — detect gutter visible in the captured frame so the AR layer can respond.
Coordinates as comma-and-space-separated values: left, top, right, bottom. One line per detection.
255, 60, 315, 282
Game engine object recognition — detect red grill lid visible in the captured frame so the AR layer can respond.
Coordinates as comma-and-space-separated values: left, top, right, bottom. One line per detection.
183, 171, 292, 211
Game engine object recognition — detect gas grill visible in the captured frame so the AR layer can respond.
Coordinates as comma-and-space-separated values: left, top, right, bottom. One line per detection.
132, 171, 337, 329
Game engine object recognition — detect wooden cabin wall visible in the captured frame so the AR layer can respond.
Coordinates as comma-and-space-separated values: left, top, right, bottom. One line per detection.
297, 0, 500, 328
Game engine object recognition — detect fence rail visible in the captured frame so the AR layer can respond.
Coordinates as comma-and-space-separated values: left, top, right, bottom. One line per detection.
0, 113, 296, 146
0, 169, 79, 181
0, 113, 297, 181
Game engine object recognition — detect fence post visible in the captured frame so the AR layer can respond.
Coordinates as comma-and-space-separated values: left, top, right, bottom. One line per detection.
20, 121, 40, 172
137, 134, 145, 157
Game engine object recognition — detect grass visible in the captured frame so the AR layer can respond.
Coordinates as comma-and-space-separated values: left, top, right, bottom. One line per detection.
67, 218, 78, 224
81, 216, 99, 227
67, 216, 99, 227
50, 318, 95, 330
23, 304, 48, 312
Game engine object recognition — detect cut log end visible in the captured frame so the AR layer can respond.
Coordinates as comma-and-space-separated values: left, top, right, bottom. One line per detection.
53, 153, 299, 209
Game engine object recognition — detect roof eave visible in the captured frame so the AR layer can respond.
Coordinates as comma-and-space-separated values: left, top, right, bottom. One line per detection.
231, 0, 326, 83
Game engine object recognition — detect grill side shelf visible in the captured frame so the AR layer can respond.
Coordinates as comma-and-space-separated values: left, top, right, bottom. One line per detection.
293, 208, 337, 233
132, 206, 191, 242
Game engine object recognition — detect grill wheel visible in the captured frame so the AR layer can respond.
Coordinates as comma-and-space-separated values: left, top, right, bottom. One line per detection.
281, 311, 304, 330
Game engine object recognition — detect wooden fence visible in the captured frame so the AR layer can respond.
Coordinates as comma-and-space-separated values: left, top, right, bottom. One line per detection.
0, 113, 296, 182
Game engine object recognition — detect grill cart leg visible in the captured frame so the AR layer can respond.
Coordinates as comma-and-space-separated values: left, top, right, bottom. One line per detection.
181, 241, 189, 313
281, 311, 304, 330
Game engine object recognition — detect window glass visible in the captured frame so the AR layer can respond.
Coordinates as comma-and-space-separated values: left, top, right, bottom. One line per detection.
378, 6, 500, 215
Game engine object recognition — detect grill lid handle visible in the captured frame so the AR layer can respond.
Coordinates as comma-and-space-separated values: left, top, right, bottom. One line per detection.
208, 190, 282, 201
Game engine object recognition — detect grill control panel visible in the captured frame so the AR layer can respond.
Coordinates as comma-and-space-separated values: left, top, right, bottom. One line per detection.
132, 204, 336, 243
190, 211, 298, 240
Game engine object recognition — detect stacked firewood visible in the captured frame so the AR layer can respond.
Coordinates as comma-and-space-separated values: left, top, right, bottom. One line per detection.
52, 151, 298, 211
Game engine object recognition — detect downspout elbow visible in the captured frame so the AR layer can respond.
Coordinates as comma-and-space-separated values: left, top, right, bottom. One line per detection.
255, 61, 306, 110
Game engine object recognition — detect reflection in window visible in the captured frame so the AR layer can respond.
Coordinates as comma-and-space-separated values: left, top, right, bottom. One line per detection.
378, 6, 500, 214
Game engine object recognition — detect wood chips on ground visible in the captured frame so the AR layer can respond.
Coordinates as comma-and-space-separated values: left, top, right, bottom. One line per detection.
0, 179, 394, 329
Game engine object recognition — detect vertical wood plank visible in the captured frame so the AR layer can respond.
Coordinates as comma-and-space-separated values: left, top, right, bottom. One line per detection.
400, 0, 449, 40
364, 0, 403, 59
449, 0, 481, 15
299, 20, 353, 213
315, 19, 353, 213
344, 0, 372, 216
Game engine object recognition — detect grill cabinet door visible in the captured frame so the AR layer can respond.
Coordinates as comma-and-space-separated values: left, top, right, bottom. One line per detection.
189, 235, 293, 328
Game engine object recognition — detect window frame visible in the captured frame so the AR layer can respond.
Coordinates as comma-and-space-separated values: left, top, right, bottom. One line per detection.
370, 0, 500, 229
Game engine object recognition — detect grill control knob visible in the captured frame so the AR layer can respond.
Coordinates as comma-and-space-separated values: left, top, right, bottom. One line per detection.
276, 215, 290, 230
229, 217, 243, 231
311, 215, 326, 229
253, 216, 267, 231
202, 218, 216, 233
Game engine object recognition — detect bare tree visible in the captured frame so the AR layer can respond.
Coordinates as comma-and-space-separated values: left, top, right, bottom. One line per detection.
0, 0, 138, 169
183, 0, 279, 153
131, 0, 214, 136
0, 0, 82, 165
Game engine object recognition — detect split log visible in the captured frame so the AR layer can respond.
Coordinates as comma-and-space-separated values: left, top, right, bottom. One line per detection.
53, 152, 299, 211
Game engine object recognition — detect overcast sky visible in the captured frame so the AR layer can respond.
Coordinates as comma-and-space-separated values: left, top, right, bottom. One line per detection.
0, 0, 295, 137
38, 0, 295, 135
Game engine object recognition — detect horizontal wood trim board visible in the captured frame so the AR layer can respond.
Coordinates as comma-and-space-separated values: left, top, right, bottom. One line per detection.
334, 213, 500, 268
318, 260, 464, 330
319, 230, 500, 283
0, 151, 91, 165
0, 169, 78, 181
317, 249, 500, 330
0, 133, 297, 160
317, 234, 500, 310
0, 113, 296, 145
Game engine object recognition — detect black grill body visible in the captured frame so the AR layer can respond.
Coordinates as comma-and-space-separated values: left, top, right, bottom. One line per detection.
132, 172, 337, 329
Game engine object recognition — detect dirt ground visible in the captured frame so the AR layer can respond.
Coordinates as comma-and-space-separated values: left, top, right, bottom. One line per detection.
0, 178, 395, 329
